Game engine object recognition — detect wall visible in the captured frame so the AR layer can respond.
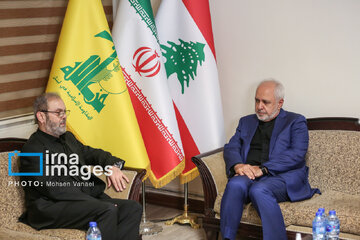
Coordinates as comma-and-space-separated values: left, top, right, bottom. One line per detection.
209, 0, 360, 139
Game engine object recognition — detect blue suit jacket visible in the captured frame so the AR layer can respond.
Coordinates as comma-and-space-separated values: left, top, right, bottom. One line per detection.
224, 109, 319, 202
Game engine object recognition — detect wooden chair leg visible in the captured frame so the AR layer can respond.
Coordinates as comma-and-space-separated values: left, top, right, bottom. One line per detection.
204, 227, 219, 240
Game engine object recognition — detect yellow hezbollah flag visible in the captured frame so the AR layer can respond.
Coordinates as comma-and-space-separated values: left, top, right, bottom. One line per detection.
47, 0, 150, 170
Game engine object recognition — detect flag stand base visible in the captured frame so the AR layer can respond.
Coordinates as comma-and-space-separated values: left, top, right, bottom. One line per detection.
140, 218, 163, 235
140, 182, 163, 235
164, 183, 200, 229
165, 204, 200, 229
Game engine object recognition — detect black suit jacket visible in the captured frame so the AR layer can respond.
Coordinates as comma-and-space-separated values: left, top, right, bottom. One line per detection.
19, 129, 125, 229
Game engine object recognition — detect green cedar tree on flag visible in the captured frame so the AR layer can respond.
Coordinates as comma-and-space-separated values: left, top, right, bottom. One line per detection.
156, 0, 225, 183
112, 0, 185, 188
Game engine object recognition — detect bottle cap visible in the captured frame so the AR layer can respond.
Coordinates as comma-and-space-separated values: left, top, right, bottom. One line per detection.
329, 210, 336, 215
316, 212, 321, 216
318, 208, 325, 213
89, 221, 97, 227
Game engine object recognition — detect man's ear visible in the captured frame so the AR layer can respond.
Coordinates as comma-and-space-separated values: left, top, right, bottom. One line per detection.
278, 98, 284, 109
36, 111, 46, 124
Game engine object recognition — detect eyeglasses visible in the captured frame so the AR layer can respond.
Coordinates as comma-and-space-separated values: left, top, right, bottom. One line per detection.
40, 110, 70, 118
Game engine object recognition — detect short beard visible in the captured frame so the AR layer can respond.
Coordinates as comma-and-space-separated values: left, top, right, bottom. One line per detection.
45, 116, 66, 137
256, 108, 279, 122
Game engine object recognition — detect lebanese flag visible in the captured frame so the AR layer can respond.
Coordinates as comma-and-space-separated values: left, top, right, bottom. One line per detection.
156, 0, 225, 183
112, 0, 184, 188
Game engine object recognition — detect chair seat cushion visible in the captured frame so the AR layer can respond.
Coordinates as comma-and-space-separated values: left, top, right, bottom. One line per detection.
214, 190, 360, 235
0, 227, 61, 240
289, 190, 360, 235
214, 192, 295, 226
0, 224, 85, 240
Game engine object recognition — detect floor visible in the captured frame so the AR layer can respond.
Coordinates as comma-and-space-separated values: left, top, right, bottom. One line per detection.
142, 204, 207, 240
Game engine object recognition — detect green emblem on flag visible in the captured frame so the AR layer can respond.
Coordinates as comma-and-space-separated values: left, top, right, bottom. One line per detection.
160, 39, 205, 94
59, 30, 125, 113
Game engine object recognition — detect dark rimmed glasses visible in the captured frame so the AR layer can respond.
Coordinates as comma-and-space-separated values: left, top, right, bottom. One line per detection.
40, 110, 70, 118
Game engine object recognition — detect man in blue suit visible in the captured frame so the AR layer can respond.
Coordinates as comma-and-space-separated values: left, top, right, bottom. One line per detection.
220, 79, 319, 240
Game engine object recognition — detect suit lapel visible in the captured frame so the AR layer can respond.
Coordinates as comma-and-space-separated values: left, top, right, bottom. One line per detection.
269, 109, 287, 155
243, 115, 259, 162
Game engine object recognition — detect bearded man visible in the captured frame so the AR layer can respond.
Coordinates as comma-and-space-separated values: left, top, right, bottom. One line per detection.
19, 93, 142, 240
220, 79, 319, 240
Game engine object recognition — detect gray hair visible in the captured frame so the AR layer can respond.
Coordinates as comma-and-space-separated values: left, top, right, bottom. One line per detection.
257, 78, 285, 101
33, 92, 61, 124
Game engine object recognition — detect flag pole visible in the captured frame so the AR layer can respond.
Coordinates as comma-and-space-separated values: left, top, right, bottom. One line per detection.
140, 182, 163, 235
165, 183, 200, 229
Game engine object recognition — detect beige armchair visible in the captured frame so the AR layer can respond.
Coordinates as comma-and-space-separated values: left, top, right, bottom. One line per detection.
192, 118, 360, 240
0, 138, 146, 240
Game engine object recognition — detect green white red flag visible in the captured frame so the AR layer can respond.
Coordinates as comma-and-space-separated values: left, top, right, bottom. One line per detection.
156, 0, 225, 183
112, 0, 185, 188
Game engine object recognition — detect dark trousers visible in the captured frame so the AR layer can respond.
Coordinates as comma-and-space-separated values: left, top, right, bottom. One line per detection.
220, 175, 289, 240
48, 194, 142, 240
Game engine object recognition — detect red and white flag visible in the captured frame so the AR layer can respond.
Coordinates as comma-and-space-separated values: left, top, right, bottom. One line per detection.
156, 0, 226, 183
112, 0, 185, 188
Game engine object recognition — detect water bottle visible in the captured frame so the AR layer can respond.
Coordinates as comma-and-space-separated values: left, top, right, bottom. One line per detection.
318, 208, 326, 220
318, 208, 327, 227
86, 221, 102, 240
326, 210, 340, 240
312, 211, 326, 240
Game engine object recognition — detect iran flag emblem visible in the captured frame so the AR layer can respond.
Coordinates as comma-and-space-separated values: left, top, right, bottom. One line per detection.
132, 47, 161, 78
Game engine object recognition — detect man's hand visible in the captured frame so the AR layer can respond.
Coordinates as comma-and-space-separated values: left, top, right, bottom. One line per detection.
106, 166, 129, 192
234, 164, 263, 180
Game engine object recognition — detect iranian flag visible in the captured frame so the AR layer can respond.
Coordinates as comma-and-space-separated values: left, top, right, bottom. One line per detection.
112, 0, 185, 188
156, 0, 225, 183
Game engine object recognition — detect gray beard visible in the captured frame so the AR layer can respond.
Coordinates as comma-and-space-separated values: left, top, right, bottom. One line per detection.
256, 108, 279, 122
45, 117, 66, 137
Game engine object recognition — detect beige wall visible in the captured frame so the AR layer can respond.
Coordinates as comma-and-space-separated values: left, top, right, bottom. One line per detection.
209, 0, 360, 139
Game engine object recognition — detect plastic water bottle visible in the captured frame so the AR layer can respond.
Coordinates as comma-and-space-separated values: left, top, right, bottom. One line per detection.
318, 208, 327, 227
312, 211, 326, 240
318, 208, 326, 220
86, 221, 102, 240
326, 210, 340, 240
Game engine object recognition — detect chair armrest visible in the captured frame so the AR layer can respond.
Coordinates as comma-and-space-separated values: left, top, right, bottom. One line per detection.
97, 168, 146, 203
192, 147, 227, 217
0, 138, 27, 152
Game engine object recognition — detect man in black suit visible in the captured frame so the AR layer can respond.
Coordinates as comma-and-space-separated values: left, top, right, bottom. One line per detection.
19, 93, 142, 240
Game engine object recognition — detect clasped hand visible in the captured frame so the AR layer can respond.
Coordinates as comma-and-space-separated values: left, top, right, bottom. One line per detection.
106, 166, 129, 192
234, 163, 263, 180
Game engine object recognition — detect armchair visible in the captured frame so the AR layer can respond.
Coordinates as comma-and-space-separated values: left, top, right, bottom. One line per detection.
0, 138, 146, 240
192, 118, 360, 240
